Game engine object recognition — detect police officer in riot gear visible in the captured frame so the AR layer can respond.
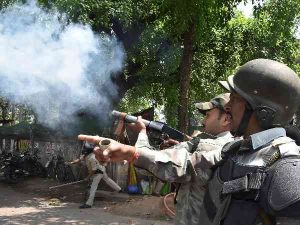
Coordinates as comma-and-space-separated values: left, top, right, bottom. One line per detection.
199, 58, 300, 225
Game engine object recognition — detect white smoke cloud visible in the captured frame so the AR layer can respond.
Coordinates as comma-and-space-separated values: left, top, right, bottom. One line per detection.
0, 0, 124, 130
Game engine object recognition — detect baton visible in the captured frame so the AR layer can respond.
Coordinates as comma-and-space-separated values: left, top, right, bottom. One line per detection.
49, 180, 85, 190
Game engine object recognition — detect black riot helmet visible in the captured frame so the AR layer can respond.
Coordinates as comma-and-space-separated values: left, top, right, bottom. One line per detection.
220, 59, 300, 132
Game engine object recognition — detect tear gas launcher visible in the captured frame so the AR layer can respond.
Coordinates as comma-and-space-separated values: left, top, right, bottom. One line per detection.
111, 110, 189, 142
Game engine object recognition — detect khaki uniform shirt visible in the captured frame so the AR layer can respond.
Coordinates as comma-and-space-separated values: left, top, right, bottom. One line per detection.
135, 131, 233, 182
134, 131, 234, 225
85, 153, 105, 174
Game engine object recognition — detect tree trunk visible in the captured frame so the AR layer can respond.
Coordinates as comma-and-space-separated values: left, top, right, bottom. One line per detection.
178, 22, 195, 134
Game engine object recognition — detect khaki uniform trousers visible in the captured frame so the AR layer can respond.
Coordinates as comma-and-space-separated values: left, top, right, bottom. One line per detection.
86, 172, 121, 206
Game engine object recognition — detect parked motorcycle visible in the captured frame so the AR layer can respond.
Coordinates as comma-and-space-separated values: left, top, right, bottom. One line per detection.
0, 149, 47, 183
2, 153, 29, 183
23, 149, 47, 178
45, 154, 75, 182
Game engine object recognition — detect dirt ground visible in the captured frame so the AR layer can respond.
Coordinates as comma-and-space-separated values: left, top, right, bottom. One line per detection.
0, 177, 174, 225
2, 178, 299, 225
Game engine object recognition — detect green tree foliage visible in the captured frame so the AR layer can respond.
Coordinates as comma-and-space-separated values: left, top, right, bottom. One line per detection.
123, 0, 300, 130
1, 0, 299, 132
0, 97, 34, 125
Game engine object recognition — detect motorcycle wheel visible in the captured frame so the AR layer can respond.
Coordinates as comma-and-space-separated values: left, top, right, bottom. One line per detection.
4, 167, 19, 184
46, 162, 56, 179
64, 165, 75, 182
56, 163, 66, 182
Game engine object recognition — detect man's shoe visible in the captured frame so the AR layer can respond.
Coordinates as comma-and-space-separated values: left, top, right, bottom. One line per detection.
79, 204, 92, 209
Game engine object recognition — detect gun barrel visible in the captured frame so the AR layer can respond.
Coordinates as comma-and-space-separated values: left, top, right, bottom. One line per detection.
111, 110, 186, 140
112, 110, 164, 131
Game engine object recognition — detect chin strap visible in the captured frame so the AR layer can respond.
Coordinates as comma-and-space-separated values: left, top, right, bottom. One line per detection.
235, 103, 253, 136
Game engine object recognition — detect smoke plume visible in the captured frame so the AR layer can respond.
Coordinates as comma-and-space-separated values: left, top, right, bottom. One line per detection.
0, 0, 124, 131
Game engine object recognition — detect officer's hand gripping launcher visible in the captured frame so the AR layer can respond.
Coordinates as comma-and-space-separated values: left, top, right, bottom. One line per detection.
112, 110, 188, 142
